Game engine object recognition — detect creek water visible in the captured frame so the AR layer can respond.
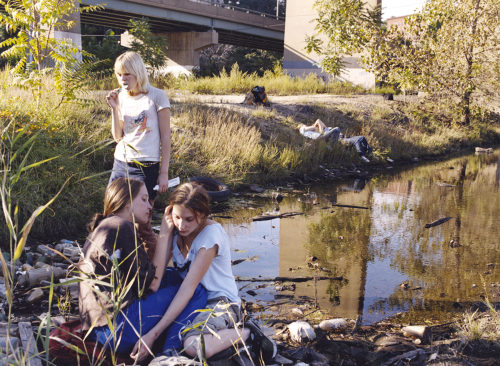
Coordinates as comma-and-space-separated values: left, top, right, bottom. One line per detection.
211, 149, 500, 325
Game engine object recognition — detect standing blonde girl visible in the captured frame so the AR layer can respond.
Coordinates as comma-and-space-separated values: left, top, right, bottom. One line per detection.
106, 51, 171, 201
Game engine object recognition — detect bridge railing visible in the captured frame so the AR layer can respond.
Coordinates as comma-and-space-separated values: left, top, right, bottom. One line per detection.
188, 0, 285, 20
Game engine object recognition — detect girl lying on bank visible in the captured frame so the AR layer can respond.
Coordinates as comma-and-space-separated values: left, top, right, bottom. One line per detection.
78, 178, 207, 361
130, 182, 277, 363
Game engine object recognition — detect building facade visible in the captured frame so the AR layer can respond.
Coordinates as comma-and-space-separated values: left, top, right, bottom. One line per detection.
283, 0, 381, 89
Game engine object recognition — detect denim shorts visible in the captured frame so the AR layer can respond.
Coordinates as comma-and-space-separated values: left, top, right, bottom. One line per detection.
181, 297, 241, 340
109, 158, 160, 200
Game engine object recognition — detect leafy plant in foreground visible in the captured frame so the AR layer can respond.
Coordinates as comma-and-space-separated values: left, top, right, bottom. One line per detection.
0, 0, 102, 105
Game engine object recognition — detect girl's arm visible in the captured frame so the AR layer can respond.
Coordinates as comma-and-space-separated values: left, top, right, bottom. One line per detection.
106, 89, 124, 142
148, 206, 174, 292
157, 108, 171, 193
130, 245, 217, 361
302, 124, 318, 132
111, 108, 124, 142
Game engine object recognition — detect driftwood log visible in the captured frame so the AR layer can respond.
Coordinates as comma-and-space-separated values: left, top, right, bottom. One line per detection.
331, 204, 369, 210
19, 322, 42, 366
26, 267, 66, 288
252, 212, 304, 221
235, 275, 343, 282
425, 217, 453, 228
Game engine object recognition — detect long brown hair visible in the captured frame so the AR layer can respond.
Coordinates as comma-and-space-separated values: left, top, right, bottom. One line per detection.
88, 178, 157, 257
169, 182, 210, 219
88, 178, 144, 232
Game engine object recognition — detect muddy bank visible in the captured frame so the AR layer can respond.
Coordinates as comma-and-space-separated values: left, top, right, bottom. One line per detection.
3, 238, 500, 365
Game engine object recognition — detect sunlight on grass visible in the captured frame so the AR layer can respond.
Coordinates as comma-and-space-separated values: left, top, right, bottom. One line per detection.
251, 108, 278, 120
458, 301, 500, 342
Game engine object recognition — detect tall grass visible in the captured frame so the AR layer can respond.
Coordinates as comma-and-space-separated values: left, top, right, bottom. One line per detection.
0, 76, 100, 366
175, 65, 366, 95
0, 71, 111, 244
169, 103, 325, 185
89, 64, 366, 96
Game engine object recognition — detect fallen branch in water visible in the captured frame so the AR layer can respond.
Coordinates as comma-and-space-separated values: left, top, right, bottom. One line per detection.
252, 212, 304, 221
425, 217, 453, 228
331, 203, 369, 210
232, 255, 259, 266
235, 275, 343, 282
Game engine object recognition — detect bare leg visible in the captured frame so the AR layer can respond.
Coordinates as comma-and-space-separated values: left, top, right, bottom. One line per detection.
184, 328, 250, 359
314, 119, 326, 133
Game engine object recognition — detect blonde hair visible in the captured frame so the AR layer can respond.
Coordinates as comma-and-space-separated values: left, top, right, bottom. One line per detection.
114, 51, 149, 94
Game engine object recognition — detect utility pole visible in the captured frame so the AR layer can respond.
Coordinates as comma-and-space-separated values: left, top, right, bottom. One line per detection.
276, 0, 279, 18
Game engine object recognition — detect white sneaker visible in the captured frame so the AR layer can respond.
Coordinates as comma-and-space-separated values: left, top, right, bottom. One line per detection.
361, 156, 370, 163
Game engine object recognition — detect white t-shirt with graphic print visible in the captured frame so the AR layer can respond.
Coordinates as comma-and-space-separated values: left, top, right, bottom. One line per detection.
114, 86, 170, 162
172, 223, 240, 304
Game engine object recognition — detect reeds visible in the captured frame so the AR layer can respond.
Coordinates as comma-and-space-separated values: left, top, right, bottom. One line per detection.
174, 65, 366, 96
90, 64, 366, 96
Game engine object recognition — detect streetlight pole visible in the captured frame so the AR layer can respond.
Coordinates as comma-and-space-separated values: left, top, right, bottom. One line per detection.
276, 0, 279, 18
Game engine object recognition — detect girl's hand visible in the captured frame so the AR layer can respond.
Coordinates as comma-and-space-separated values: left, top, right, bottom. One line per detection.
157, 172, 169, 193
162, 205, 175, 233
130, 331, 155, 362
106, 88, 120, 109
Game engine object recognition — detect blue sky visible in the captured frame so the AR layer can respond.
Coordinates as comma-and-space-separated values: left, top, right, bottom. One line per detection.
382, 0, 428, 20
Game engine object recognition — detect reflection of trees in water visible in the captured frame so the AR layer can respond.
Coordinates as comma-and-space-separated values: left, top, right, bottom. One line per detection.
368, 290, 422, 314
376, 153, 500, 302
307, 209, 372, 268
306, 209, 372, 306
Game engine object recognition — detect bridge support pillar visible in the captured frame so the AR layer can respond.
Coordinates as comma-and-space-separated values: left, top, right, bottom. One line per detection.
121, 29, 218, 75
163, 30, 218, 75
50, 9, 82, 63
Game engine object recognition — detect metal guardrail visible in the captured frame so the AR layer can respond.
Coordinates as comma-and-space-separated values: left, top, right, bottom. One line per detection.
188, 0, 285, 20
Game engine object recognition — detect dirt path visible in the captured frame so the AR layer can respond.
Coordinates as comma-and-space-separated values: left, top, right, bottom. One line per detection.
170, 92, 407, 110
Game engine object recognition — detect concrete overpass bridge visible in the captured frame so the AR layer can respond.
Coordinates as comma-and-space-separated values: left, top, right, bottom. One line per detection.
74, 0, 285, 73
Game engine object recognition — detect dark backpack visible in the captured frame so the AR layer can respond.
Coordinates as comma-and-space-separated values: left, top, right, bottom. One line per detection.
251, 86, 270, 106
49, 319, 129, 366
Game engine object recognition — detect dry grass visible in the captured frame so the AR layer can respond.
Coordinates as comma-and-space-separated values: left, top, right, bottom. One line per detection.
155, 64, 366, 96
458, 301, 500, 342
1, 68, 499, 241
169, 103, 318, 184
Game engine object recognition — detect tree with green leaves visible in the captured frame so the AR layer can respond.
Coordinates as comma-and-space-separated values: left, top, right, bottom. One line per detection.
198, 44, 281, 77
0, 0, 101, 104
81, 24, 125, 71
309, 0, 500, 125
128, 18, 168, 71
304, 0, 381, 77
365, 0, 500, 125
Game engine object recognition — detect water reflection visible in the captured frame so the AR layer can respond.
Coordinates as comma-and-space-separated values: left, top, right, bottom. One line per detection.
221, 150, 500, 324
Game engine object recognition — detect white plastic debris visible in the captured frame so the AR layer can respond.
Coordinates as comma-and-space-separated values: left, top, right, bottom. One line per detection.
318, 318, 348, 331
288, 321, 316, 343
